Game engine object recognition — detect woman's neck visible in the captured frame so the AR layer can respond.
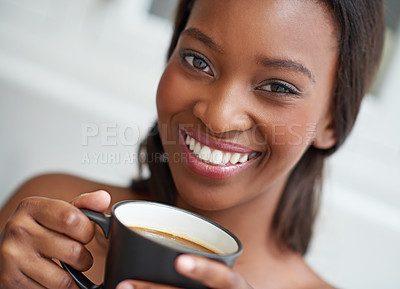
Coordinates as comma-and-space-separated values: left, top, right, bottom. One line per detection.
174, 176, 287, 256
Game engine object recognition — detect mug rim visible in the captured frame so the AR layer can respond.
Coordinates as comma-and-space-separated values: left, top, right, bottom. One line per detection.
111, 200, 243, 257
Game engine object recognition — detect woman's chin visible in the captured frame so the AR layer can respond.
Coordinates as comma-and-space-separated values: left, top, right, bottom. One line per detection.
174, 188, 239, 213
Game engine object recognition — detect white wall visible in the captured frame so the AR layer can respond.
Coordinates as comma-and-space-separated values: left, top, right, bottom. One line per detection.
0, 0, 168, 199
0, 1, 399, 288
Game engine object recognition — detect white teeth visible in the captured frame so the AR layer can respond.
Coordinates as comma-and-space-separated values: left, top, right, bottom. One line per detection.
239, 154, 248, 163
194, 142, 201, 154
198, 146, 211, 161
185, 135, 257, 166
230, 153, 241, 165
210, 150, 223, 165
189, 137, 195, 150
222, 152, 231, 164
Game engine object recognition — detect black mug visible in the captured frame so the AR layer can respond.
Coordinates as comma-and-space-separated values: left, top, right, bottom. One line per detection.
61, 201, 243, 289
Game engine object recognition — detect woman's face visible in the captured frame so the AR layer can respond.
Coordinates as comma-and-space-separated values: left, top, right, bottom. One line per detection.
156, 0, 338, 211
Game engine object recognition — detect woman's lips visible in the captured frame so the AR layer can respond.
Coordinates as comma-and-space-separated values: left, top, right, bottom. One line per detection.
179, 129, 260, 179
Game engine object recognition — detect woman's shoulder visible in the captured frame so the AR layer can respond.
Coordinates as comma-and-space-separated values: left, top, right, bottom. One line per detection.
245, 244, 337, 289
294, 257, 338, 289
272, 250, 338, 289
0, 173, 148, 223
304, 273, 338, 289
12, 173, 141, 202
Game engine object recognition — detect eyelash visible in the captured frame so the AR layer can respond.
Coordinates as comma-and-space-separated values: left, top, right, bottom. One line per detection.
256, 80, 301, 96
180, 50, 214, 76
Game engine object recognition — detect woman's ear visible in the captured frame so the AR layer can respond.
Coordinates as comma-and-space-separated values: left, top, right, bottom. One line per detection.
312, 113, 337, 150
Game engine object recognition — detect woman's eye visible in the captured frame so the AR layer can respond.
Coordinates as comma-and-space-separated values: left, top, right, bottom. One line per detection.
182, 53, 214, 76
258, 81, 300, 96
266, 83, 289, 93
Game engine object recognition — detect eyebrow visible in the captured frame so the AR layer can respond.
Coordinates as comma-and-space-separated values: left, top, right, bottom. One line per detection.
181, 27, 224, 53
182, 27, 315, 83
256, 57, 315, 83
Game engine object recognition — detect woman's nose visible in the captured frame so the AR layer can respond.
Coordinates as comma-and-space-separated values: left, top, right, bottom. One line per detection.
192, 81, 254, 134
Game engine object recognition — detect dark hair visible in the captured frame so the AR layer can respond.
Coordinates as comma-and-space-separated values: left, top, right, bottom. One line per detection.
133, 0, 385, 254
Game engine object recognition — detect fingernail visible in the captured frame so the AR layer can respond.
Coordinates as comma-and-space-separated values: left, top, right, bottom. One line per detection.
116, 282, 135, 289
178, 255, 196, 272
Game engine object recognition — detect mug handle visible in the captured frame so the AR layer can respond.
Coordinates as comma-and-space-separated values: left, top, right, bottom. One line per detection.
60, 209, 111, 289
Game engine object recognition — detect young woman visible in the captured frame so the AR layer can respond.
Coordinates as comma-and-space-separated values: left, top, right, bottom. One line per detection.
0, 0, 385, 288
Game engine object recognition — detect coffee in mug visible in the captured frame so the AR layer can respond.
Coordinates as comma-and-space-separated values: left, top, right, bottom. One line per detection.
128, 226, 222, 255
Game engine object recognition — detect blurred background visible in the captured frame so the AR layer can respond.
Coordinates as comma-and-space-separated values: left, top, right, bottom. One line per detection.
0, 0, 399, 288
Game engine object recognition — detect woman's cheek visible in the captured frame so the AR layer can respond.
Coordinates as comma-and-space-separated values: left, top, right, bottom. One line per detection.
260, 110, 317, 167
156, 63, 194, 121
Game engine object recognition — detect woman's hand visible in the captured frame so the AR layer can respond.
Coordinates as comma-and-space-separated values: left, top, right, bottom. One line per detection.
116, 254, 253, 289
0, 190, 111, 289
175, 255, 253, 289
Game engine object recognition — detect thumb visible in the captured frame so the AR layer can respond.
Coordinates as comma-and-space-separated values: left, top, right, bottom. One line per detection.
71, 190, 111, 212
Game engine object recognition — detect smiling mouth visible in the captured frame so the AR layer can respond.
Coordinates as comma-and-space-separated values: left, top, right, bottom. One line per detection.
185, 134, 259, 166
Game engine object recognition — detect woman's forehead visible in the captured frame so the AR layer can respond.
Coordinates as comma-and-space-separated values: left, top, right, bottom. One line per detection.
185, 0, 338, 83
187, 0, 336, 43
